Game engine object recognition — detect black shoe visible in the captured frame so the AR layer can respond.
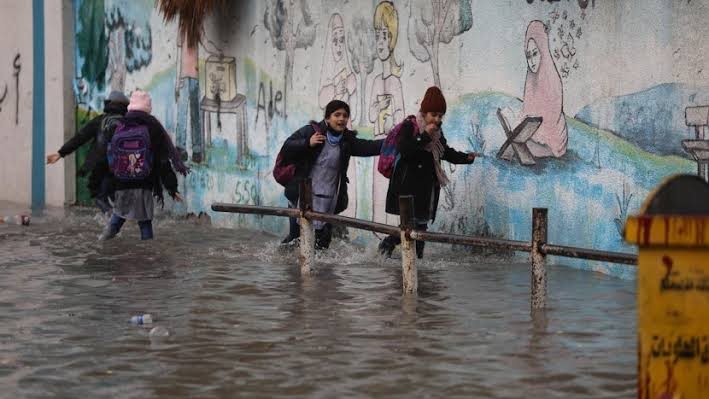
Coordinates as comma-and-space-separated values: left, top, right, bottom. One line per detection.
281, 233, 299, 244
415, 240, 425, 259
192, 152, 203, 163
314, 225, 333, 250
378, 235, 399, 258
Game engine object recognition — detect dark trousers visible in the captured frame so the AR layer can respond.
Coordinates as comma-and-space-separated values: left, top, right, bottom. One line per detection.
104, 214, 154, 240
88, 165, 114, 213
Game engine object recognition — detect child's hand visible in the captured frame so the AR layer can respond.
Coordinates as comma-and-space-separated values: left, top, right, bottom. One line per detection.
173, 192, 183, 202
309, 132, 326, 147
424, 123, 437, 135
467, 152, 481, 162
46, 153, 61, 164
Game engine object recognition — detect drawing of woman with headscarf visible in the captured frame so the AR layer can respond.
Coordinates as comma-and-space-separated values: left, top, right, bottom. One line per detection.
522, 20, 568, 158
319, 13, 358, 124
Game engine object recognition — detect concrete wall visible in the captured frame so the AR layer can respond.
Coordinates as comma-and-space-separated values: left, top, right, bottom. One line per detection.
71, 0, 709, 277
0, 0, 74, 208
45, 0, 76, 207
0, 0, 33, 205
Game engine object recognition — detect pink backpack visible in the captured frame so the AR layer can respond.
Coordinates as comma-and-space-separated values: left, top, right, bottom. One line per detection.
377, 115, 418, 178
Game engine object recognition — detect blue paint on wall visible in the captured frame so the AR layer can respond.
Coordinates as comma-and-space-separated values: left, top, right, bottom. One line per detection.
32, 0, 45, 213
575, 83, 709, 157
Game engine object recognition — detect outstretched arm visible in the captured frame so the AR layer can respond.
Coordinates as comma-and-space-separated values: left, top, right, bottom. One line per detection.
49, 116, 102, 163
441, 134, 476, 164
350, 137, 384, 157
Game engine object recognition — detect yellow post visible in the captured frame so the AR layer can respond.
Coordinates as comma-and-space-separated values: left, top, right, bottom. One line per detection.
625, 175, 709, 398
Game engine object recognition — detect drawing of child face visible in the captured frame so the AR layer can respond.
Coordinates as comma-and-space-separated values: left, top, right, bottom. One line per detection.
375, 27, 391, 61
332, 27, 345, 62
526, 38, 540, 73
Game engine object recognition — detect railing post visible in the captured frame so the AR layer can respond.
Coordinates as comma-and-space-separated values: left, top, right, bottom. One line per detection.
399, 195, 417, 294
299, 179, 314, 274
531, 208, 548, 310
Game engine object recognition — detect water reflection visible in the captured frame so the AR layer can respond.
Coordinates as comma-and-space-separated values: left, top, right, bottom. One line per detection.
0, 209, 636, 398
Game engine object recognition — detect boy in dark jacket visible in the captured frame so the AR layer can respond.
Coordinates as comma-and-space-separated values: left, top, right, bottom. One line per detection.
379, 86, 477, 259
100, 90, 189, 241
46, 90, 129, 213
280, 100, 383, 248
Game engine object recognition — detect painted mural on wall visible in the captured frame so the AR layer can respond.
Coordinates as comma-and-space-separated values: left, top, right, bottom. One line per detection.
263, 0, 317, 119
105, 0, 153, 92
369, 1, 405, 225
407, 0, 473, 88
72, 0, 709, 277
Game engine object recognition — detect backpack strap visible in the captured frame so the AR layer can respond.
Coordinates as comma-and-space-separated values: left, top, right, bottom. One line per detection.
309, 121, 323, 134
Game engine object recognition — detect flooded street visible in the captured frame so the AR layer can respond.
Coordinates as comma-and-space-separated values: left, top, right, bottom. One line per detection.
0, 208, 635, 398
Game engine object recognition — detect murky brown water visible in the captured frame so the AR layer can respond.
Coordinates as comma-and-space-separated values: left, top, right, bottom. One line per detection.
0, 208, 635, 398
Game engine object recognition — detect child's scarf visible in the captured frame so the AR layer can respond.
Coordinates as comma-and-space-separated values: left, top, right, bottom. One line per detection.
415, 113, 448, 186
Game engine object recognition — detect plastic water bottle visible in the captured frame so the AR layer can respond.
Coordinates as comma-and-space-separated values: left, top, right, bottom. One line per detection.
129, 314, 153, 325
149, 326, 170, 338
1, 215, 30, 226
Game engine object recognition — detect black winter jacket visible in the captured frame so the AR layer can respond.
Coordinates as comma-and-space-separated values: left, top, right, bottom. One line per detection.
282, 120, 382, 214
385, 120, 473, 222
58, 102, 127, 176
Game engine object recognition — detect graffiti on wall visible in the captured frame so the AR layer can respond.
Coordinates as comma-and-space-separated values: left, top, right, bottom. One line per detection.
105, 1, 153, 92
263, 0, 316, 118
0, 53, 21, 125
255, 79, 284, 131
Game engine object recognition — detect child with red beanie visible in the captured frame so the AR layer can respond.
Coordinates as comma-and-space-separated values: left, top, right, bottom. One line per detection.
379, 86, 478, 259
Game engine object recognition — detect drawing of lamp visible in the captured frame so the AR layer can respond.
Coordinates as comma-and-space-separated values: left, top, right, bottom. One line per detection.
200, 54, 249, 166
682, 106, 709, 182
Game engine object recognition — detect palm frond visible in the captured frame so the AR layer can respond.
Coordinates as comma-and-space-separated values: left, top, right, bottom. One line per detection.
156, 0, 224, 47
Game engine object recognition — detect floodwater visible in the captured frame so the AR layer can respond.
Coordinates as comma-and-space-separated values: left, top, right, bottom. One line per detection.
0, 206, 635, 398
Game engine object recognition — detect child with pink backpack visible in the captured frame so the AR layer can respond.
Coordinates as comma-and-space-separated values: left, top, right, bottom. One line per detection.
378, 87, 478, 259
100, 90, 189, 240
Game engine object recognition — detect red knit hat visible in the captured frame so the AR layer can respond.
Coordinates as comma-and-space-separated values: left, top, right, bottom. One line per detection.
419, 86, 447, 114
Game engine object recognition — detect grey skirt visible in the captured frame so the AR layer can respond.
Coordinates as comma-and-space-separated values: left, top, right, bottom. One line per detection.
113, 189, 154, 221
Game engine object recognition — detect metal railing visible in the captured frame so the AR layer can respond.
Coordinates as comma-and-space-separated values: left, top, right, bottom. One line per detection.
213, 179, 637, 309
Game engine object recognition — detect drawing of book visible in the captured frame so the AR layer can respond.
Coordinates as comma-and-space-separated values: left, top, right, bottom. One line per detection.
496, 108, 542, 166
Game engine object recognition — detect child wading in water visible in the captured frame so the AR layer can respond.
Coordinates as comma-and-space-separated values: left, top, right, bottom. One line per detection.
379, 86, 477, 259
279, 100, 383, 248
101, 90, 189, 240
